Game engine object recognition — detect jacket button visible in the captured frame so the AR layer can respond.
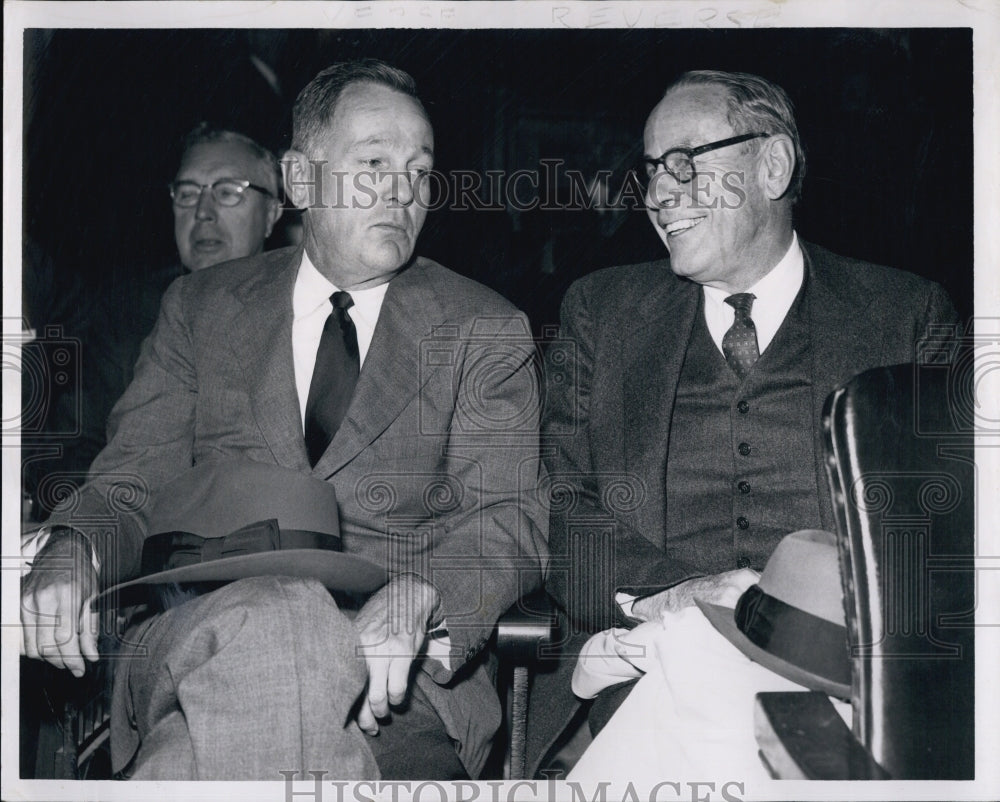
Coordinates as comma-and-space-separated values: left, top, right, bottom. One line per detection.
737, 516, 750, 530
738, 480, 751, 494
737, 556, 751, 569
737, 400, 749, 414
738, 442, 751, 456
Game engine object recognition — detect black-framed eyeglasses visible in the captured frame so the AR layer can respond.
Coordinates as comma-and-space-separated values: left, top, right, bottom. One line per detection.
168, 179, 275, 208
641, 132, 769, 186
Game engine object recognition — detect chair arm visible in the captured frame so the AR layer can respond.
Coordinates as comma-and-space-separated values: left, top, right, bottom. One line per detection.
493, 590, 557, 779
754, 692, 889, 780
495, 588, 557, 663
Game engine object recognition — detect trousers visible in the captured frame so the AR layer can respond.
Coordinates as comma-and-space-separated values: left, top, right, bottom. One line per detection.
109, 576, 399, 780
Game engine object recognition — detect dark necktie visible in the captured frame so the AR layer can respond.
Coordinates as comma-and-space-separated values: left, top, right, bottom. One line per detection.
722, 293, 760, 380
304, 291, 359, 466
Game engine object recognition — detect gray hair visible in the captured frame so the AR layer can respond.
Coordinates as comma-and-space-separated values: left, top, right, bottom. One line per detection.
291, 58, 424, 155
664, 70, 806, 202
180, 123, 282, 197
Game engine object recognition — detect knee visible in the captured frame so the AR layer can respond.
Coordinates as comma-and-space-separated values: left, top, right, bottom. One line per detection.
211, 576, 346, 630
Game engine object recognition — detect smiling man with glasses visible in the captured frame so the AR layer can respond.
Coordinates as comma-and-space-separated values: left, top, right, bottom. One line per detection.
170, 123, 283, 271
533, 69, 960, 776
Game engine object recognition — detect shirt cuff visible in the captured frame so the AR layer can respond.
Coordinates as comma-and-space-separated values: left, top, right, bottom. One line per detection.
616, 591, 637, 618
424, 621, 452, 672
21, 525, 101, 575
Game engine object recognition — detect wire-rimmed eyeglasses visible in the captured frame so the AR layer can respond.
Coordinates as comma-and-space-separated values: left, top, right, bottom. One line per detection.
169, 179, 276, 208
641, 132, 769, 187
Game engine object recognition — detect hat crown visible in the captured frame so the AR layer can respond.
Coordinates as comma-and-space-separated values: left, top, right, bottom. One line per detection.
756, 529, 844, 627
149, 461, 340, 538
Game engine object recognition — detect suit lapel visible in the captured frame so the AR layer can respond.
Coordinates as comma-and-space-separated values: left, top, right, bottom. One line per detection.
313, 260, 442, 478
622, 272, 700, 502
802, 242, 882, 531
230, 248, 312, 471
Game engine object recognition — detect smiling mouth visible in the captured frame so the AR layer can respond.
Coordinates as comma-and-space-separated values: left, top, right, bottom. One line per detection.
193, 238, 224, 250
664, 217, 706, 238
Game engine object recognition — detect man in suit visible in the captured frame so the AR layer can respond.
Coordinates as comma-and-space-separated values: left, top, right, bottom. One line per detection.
20, 59, 547, 780
534, 70, 957, 768
24, 124, 285, 519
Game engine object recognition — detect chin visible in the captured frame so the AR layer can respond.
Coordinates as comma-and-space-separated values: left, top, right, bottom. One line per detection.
667, 258, 696, 279
370, 242, 414, 271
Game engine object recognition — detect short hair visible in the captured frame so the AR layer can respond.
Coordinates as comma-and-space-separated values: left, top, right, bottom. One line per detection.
663, 70, 806, 202
291, 59, 424, 155
179, 123, 282, 197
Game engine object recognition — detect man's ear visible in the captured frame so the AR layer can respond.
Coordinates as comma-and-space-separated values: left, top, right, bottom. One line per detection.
760, 135, 795, 200
264, 198, 283, 239
282, 149, 314, 210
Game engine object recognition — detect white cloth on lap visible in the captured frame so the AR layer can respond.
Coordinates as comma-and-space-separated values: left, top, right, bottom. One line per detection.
571, 620, 665, 699
567, 606, 851, 787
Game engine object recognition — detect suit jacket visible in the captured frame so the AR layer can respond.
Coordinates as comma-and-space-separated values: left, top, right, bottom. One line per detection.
542, 240, 957, 633
48, 245, 549, 776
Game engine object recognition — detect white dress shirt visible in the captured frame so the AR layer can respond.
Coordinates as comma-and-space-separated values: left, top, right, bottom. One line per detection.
702, 230, 804, 356
291, 250, 389, 427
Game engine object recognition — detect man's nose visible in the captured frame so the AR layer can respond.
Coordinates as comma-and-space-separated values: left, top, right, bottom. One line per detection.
645, 167, 685, 211
382, 170, 414, 207
194, 188, 217, 220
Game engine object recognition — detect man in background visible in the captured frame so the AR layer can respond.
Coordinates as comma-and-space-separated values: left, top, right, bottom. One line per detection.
24, 125, 283, 518
170, 122, 283, 272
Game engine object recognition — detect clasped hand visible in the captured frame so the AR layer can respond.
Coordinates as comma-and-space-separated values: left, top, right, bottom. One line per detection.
21, 529, 100, 677
631, 567, 760, 621
352, 574, 441, 736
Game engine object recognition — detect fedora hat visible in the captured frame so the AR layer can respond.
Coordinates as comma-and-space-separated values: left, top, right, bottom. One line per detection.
695, 529, 851, 699
96, 460, 385, 607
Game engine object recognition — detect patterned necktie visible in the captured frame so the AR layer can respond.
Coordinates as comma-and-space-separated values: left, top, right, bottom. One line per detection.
304, 291, 359, 466
722, 293, 760, 380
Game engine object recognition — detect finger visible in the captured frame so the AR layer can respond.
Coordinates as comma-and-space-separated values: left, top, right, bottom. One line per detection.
34, 588, 69, 671
386, 654, 412, 707
364, 653, 390, 719
79, 607, 100, 665
53, 589, 86, 676
356, 697, 379, 736
21, 594, 40, 660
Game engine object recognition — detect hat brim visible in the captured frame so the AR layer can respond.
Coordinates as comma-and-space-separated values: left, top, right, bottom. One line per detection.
695, 598, 851, 700
95, 549, 386, 607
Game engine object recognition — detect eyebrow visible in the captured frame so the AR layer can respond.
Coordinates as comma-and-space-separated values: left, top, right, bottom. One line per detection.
643, 140, 696, 159
349, 137, 434, 158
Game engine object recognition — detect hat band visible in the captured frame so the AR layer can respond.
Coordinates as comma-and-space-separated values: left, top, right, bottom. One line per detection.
141, 518, 343, 576
734, 584, 850, 691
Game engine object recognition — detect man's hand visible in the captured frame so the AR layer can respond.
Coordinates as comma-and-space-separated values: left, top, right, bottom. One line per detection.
631, 568, 760, 621
352, 574, 441, 736
21, 528, 100, 677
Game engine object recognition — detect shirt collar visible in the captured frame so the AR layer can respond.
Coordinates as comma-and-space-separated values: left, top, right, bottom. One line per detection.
293, 249, 391, 321
703, 232, 802, 307
702, 232, 804, 353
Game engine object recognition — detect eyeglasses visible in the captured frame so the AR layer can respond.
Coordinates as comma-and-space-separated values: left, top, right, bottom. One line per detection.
641, 132, 769, 187
168, 179, 275, 208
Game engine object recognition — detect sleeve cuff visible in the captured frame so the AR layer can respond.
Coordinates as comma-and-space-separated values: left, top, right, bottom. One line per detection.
424, 622, 453, 673
615, 591, 637, 618
21, 525, 101, 575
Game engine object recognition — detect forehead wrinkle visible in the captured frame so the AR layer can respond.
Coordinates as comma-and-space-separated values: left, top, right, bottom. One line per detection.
346, 137, 434, 160
177, 154, 276, 194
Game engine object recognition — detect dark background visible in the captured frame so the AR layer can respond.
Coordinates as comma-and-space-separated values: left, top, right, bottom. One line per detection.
14, 26, 977, 781
23, 27, 973, 336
